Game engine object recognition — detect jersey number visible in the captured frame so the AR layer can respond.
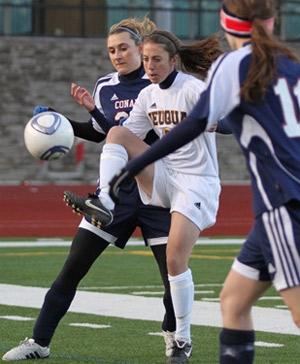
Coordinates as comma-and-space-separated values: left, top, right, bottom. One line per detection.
274, 78, 300, 137
115, 111, 129, 124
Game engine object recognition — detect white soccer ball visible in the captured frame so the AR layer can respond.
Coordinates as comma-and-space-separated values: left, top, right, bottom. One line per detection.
24, 111, 74, 160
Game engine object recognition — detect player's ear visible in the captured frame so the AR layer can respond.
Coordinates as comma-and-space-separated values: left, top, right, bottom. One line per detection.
138, 43, 143, 54
171, 54, 178, 67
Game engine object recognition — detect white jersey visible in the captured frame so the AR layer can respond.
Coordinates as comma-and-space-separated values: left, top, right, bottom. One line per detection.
123, 71, 219, 177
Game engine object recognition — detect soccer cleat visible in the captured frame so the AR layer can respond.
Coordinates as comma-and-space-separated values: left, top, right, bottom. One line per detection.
2, 338, 50, 361
163, 331, 176, 357
63, 191, 113, 227
166, 340, 192, 364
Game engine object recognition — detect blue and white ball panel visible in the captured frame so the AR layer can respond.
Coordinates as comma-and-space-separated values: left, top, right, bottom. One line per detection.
30, 112, 61, 135
24, 111, 74, 160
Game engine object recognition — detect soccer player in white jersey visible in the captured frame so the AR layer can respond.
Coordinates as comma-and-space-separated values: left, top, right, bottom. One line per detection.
106, 1, 300, 363
68, 30, 223, 363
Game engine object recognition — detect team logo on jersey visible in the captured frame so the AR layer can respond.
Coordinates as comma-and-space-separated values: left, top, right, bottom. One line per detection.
148, 110, 187, 126
110, 94, 119, 101
150, 102, 157, 109
194, 202, 201, 210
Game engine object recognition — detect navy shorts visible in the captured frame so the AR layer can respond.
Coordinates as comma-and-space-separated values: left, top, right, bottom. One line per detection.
79, 180, 171, 249
233, 201, 300, 291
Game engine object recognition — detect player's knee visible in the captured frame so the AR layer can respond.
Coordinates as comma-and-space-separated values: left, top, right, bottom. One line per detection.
219, 287, 231, 316
106, 125, 125, 143
219, 287, 251, 319
166, 255, 184, 276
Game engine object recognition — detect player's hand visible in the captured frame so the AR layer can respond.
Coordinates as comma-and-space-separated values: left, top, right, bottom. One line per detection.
32, 105, 54, 116
71, 83, 95, 112
109, 168, 131, 204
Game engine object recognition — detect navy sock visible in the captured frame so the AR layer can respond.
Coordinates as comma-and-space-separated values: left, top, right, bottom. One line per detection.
219, 328, 255, 364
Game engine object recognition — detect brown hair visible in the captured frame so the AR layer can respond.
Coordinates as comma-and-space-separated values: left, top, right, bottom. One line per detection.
108, 16, 156, 45
143, 29, 223, 79
224, 0, 299, 103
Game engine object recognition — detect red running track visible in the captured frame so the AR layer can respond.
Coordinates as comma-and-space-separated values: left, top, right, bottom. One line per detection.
0, 184, 253, 237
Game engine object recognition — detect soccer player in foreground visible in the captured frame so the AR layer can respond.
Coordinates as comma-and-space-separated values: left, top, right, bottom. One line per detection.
2, 17, 176, 361
66, 30, 223, 363
103, 1, 300, 363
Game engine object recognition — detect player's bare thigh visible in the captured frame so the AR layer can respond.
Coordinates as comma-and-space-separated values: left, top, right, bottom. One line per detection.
220, 269, 271, 330
106, 125, 154, 196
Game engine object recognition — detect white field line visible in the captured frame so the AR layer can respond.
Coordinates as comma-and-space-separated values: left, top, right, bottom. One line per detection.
0, 284, 298, 336
0, 238, 244, 248
148, 333, 284, 348
131, 290, 215, 295
69, 323, 111, 329
0, 315, 34, 321
80, 284, 223, 290
255, 341, 284, 348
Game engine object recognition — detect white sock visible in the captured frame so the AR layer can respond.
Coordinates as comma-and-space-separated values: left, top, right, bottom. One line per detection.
98, 143, 128, 210
168, 269, 194, 343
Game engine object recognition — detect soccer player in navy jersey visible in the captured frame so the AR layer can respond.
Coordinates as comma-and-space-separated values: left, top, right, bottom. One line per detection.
67, 30, 223, 363
103, 1, 300, 363
2, 18, 176, 361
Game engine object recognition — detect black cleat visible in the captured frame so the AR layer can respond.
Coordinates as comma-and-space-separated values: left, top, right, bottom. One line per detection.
166, 340, 192, 364
63, 191, 113, 227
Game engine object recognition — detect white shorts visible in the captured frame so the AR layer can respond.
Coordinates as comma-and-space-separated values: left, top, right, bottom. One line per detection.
137, 159, 221, 231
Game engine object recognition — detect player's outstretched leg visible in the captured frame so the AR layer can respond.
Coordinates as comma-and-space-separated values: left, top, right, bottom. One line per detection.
2, 338, 50, 361
63, 191, 113, 227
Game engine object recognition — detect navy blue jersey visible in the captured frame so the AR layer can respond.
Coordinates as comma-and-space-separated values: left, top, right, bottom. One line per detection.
190, 44, 300, 216
91, 66, 150, 132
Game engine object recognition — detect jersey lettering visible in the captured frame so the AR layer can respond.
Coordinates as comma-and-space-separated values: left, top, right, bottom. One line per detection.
115, 99, 135, 109
148, 110, 187, 126
274, 78, 300, 137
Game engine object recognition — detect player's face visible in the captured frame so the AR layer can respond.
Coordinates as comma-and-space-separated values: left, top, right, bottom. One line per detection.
107, 32, 142, 75
142, 42, 176, 84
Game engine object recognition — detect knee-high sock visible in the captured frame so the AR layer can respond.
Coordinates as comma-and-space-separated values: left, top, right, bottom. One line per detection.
219, 328, 255, 363
169, 269, 194, 343
99, 143, 128, 210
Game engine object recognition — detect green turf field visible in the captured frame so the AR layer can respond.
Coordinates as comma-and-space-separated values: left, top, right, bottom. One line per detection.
0, 241, 299, 363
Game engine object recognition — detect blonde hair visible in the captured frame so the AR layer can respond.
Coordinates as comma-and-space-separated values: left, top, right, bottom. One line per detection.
109, 16, 157, 45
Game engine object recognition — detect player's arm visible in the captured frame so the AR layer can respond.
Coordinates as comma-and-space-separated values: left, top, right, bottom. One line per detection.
128, 115, 207, 176
69, 119, 106, 143
33, 105, 105, 143
71, 83, 113, 133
